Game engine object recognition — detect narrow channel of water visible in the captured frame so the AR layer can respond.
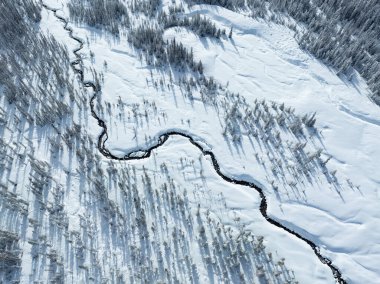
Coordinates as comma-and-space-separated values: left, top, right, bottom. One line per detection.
42, 4, 346, 283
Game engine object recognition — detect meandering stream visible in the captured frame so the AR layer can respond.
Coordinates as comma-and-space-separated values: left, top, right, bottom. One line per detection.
42, 4, 346, 283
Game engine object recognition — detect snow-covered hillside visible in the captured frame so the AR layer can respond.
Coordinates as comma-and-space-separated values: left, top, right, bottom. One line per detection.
1, 0, 379, 283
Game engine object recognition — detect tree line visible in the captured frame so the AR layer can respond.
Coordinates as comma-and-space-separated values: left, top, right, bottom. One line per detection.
68, 0, 130, 36
187, 0, 380, 105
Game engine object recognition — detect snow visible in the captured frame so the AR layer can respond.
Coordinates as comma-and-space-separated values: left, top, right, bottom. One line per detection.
167, 5, 380, 283
6, 0, 380, 283
74, 2, 380, 283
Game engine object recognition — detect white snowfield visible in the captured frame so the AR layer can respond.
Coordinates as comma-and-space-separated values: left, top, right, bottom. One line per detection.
41, 0, 380, 283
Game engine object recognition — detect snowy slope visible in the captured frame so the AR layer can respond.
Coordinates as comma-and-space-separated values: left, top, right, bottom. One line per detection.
173, 5, 380, 283
43, 1, 380, 283
4, 0, 379, 283
168, 5, 380, 283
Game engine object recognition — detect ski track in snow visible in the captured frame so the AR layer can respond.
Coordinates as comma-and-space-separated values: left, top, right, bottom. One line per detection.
338, 104, 380, 128
41, 3, 348, 283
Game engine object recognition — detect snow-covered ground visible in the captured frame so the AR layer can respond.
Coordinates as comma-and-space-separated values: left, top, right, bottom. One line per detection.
169, 5, 380, 283
5, 0, 379, 283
